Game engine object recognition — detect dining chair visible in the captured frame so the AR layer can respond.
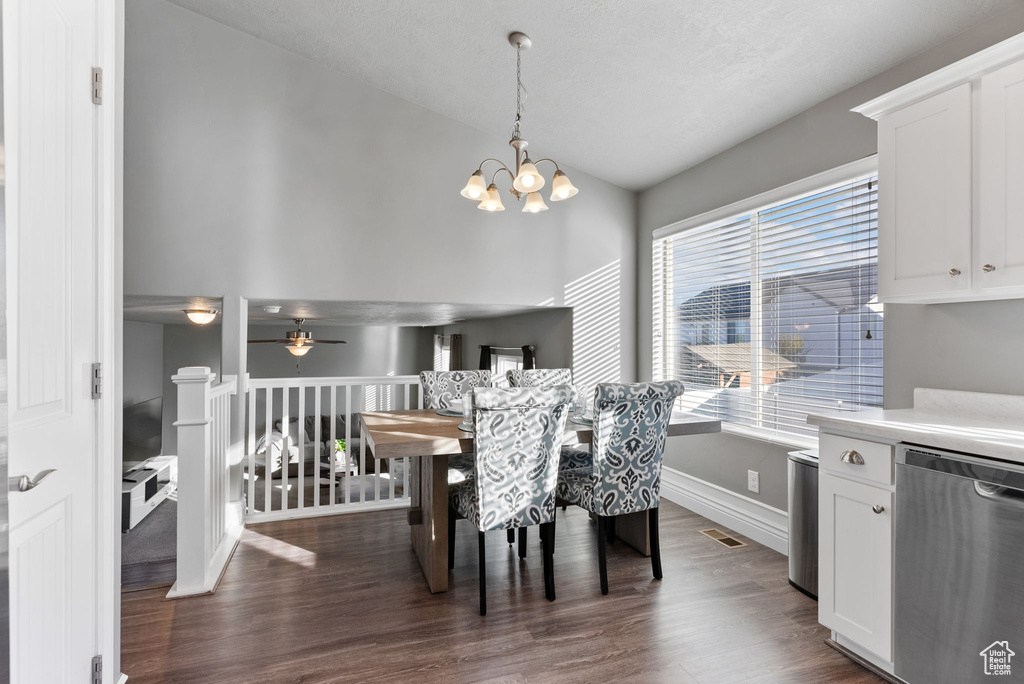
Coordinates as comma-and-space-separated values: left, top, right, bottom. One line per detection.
555, 380, 685, 595
505, 367, 584, 550
420, 370, 492, 479
447, 385, 573, 615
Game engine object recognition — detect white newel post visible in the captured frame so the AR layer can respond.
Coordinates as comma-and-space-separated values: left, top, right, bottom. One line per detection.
171, 366, 215, 596
168, 366, 243, 598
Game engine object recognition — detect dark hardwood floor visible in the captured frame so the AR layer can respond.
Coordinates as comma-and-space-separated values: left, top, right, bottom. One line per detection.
121, 501, 882, 683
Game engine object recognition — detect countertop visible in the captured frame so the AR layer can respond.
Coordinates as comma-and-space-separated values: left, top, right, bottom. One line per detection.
807, 388, 1024, 465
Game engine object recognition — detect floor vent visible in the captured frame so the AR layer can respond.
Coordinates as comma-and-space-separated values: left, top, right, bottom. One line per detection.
699, 528, 747, 548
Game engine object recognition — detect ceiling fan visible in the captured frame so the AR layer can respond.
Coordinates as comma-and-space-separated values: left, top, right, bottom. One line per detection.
248, 318, 346, 357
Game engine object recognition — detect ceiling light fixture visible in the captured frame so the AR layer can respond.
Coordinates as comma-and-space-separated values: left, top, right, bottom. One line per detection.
184, 309, 218, 325
248, 318, 347, 357
460, 32, 578, 213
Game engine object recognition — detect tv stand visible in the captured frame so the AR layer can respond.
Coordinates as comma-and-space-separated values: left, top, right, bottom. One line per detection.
122, 455, 177, 533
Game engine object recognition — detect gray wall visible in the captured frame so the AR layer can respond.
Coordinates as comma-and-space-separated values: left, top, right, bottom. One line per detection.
124, 0, 637, 387
123, 321, 164, 407
438, 308, 574, 375
637, 5, 1024, 510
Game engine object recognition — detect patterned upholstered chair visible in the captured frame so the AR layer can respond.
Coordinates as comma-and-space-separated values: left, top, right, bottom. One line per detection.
556, 380, 685, 594
447, 385, 573, 615
505, 367, 585, 546
419, 370, 491, 481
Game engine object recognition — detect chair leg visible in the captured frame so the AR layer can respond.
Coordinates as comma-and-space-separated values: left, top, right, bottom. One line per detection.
448, 506, 457, 570
596, 515, 609, 595
650, 507, 663, 580
507, 529, 515, 546
478, 531, 487, 616
517, 526, 527, 559
541, 522, 555, 601
605, 515, 617, 544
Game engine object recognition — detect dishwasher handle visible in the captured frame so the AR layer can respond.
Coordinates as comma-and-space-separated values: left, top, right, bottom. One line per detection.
974, 481, 1024, 507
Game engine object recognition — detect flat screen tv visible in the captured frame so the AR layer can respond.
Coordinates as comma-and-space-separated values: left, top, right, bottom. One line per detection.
123, 396, 163, 463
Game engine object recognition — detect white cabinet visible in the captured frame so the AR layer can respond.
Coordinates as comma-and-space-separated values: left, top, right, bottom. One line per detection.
855, 33, 1024, 303
979, 59, 1024, 292
877, 84, 972, 300
819, 471, 894, 662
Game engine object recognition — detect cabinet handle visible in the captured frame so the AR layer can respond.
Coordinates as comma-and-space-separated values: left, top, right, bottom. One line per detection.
948, 268, 961, 277
872, 504, 885, 514
840, 450, 865, 465
983, 264, 996, 273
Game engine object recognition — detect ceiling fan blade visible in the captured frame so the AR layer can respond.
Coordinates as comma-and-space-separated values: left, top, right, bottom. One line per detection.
308, 339, 347, 344
247, 339, 291, 344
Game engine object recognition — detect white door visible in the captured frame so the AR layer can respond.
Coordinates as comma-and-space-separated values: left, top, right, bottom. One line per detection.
818, 472, 893, 662
979, 59, 1024, 291
5, 0, 102, 681
877, 83, 972, 300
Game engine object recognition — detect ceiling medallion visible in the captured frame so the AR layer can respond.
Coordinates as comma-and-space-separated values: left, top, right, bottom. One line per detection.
460, 32, 578, 213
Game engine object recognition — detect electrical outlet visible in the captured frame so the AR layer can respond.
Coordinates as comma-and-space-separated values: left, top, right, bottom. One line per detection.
747, 470, 760, 494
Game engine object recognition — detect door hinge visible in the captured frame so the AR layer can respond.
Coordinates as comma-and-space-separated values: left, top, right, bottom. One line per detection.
91, 363, 103, 399
91, 655, 102, 684
91, 67, 103, 105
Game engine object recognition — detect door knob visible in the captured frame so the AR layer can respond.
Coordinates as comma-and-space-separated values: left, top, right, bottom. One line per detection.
840, 450, 865, 465
983, 264, 996, 272
948, 268, 961, 277
872, 504, 885, 514
9, 469, 56, 492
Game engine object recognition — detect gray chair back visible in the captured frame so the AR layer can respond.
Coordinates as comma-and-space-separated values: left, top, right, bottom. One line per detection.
467, 386, 573, 531
419, 370, 491, 409
590, 380, 686, 516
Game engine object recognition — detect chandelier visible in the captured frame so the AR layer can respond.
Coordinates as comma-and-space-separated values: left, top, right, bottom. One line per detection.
460, 32, 578, 213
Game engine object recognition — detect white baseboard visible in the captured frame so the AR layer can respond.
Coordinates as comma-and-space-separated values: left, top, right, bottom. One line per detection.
660, 466, 789, 555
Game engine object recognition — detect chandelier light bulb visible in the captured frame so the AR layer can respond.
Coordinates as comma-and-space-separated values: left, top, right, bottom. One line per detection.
522, 192, 548, 213
460, 170, 489, 200
513, 157, 545, 194
478, 184, 505, 212
550, 170, 579, 201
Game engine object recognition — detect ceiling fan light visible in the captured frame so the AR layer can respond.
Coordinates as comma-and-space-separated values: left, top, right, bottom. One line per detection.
522, 191, 548, 213
286, 343, 312, 357
184, 309, 218, 325
549, 170, 578, 201
512, 158, 545, 193
460, 170, 489, 200
478, 184, 505, 212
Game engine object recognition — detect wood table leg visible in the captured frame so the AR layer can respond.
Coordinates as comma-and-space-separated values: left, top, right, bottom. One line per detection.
409, 454, 449, 593
616, 510, 651, 557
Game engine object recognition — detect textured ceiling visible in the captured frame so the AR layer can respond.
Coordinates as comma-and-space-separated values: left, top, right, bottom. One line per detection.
124, 295, 547, 326
162, 0, 1017, 190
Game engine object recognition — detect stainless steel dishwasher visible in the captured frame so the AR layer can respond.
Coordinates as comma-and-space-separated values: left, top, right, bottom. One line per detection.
895, 445, 1024, 683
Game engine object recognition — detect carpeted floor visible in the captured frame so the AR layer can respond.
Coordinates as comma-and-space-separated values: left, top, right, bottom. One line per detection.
121, 497, 177, 591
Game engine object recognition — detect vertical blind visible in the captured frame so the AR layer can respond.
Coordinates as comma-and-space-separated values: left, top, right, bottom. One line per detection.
653, 173, 882, 443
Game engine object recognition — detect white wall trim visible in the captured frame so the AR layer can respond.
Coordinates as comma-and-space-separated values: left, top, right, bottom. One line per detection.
652, 156, 878, 240
853, 31, 1024, 120
660, 466, 789, 555
165, 502, 245, 599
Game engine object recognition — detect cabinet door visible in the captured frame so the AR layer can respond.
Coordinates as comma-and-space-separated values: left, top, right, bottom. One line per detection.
979, 60, 1024, 290
819, 472, 893, 662
877, 83, 972, 300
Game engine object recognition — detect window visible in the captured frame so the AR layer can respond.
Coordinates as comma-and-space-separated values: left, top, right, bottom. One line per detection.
652, 160, 882, 445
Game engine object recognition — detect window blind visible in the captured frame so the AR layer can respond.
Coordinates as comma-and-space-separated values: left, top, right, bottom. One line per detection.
653, 172, 882, 444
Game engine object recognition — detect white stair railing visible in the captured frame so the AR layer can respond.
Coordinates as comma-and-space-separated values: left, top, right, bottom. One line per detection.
244, 375, 420, 523
167, 367, 242, 598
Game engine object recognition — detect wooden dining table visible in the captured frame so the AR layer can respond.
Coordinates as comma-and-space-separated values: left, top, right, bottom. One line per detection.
359, 409, 722, 593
